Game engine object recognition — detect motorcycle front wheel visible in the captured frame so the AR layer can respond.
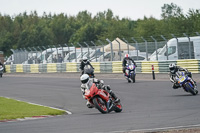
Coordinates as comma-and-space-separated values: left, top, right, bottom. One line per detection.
93, 96, 108, 114
131, 73, 135, 83
114, 102, 122, 113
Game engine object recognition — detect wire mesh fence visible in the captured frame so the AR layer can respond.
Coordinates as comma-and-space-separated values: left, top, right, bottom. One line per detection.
4, 34, 200, 64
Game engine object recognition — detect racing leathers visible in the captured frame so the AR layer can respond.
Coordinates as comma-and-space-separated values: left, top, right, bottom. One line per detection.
80, 60, 94, 76
80, 78, 119, 108
169, 66, 196, 89
122, 57, 136, 74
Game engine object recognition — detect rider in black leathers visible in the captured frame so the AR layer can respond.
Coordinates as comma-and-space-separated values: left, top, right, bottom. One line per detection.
122, 54, 136, 75
80, 57, 94, 76
169, 63, 196, 89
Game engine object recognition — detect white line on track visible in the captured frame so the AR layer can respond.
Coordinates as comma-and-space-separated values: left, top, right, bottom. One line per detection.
95, 124, 200, 133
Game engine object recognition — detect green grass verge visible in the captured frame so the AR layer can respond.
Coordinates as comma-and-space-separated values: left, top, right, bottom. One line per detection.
0, 97, 66, 120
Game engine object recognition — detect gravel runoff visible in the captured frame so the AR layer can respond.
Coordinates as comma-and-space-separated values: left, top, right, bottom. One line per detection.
4, 72, 200, 133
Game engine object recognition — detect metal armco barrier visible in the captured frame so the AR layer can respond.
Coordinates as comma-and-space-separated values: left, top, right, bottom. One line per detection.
5, 59, 200, 74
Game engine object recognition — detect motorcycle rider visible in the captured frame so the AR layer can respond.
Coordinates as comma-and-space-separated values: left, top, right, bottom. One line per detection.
169, 63, 196, 89
122, 54, 136, 75
0, 60, 3, 66
80, 57, 94, 76
80, 74, 120, 108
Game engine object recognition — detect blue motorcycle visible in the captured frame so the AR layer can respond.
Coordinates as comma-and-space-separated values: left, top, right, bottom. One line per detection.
125, 62, 136, 83
175, 71, 198, 95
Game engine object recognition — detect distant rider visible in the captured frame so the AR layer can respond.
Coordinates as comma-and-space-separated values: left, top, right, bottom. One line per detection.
169, 63, 196, 89
122, 54, 136, 75
80, 74, 120, 108
80, 57, 94, 76
0, 60, 3, 66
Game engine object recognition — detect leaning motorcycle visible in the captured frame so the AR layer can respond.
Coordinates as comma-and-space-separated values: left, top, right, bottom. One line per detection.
125, 62, 136, 83
175, 71, 198, 95
84, 64, 94, 78
84, 83, 122, 114
0, 65, 4, 77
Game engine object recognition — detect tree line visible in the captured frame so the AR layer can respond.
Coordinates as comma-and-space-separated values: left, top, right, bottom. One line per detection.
0, 3, 200, 56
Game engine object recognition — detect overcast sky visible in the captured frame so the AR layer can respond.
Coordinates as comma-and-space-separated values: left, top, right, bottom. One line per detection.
0, 0, 199, 20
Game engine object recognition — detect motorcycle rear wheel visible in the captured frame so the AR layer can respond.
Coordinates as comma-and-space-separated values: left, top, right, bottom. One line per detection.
185, 83, 198, 95
93, 97, 108, 114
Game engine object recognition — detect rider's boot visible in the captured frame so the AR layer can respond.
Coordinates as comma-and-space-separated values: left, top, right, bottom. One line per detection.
86, 101, 94, 108
110, 91, 120, 103
172, 83, 179, 89
190, 79, 197, 89
105, 86, 120, 103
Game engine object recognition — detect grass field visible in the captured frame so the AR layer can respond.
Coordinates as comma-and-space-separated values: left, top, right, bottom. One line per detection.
0, 97, 66, 120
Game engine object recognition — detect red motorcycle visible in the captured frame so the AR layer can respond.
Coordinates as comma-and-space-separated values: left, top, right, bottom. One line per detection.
84, 83, 122, 114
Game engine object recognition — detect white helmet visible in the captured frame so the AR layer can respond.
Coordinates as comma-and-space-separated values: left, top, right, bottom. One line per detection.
82, 56, 88, 62
80, 74, 90, 84
169, 63, 176, 72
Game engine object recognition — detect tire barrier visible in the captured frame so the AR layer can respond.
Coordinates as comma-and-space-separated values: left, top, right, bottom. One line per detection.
91, 62, 100, 73
141, 61, 159, 73
30, 64, 39, 73
112, 61, 122, 73
5, 59, 200, 73
177, 59, 200, 73
66, 62, 78, 72
100, 62, 112, 73
158, 60, 177, 73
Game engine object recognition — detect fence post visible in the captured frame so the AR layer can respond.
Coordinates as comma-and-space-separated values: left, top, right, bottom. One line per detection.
183, 33, 191, 59
48, 45, 53, 63
71, 43, 77, 62
106, 38, 113, 61
52, 45, 58, 63
77, 43, 83, 59
141, 37, 148, 61
59, 44, 64, 60
42, 46, 47, 63
131, 37, 139, 61
122, 38, 129, 54
64, 44, 70, 62
171, 34, 178, 60
91, 41, 97, 62
115, 39, 122, 61
20, 48, 25, 64
150, 36, 158, 61
37, 46, 43, 64
161, 35, 169, 60
23, 48, 28, 63
84, 42, 90, 60
98, 40, 105, 62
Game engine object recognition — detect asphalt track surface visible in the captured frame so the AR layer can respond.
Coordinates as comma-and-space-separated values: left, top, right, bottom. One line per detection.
0, 73, 200, 133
